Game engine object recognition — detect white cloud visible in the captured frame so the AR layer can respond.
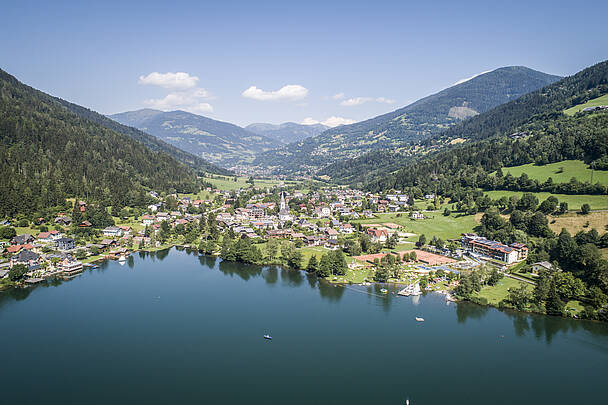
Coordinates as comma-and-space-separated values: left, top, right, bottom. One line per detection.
340, 96, 395, 106
332, 92, 345, 100
375, 97, 396, 104
302, 116, 356, 127
340, 97, 372, 106
453, 70, 492, 86
138, 72, 199, 90
138, 71, 214, 114
242, 84, 308, 101
143, 89, 213, 114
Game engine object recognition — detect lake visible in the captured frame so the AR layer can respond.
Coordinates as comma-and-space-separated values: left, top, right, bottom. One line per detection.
1, 247, 607, 404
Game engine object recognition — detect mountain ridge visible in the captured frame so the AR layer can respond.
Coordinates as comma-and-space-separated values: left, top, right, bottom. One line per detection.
253, 66, 562, 173
111, 109, 278, 168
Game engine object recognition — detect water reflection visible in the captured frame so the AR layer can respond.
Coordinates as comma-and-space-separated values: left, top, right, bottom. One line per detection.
318, 281, 346, 302
262, 266, 279, 285
280, 268, 304, 287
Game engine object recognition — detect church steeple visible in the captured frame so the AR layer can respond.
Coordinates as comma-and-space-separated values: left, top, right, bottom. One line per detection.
280, 191, 287, 212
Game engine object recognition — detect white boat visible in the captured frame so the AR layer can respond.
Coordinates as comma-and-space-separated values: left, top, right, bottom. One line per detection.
415, 317, 424, 322
118, 255, 126, 262
380, 288, 388, 294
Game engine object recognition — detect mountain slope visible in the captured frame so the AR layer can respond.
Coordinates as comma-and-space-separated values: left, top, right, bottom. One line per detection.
254, 67, 562, 173
245, 122, 328, 144
111, 109, 277, 167
359, 60, 608, 193
54, 104, 229, 175
0, 69, 201, 217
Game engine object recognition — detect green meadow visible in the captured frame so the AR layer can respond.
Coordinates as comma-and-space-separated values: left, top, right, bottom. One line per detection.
496, 160, 608, 186
353, 212, 478, 240
483, 190, 608, 210
564, 94, 608, 116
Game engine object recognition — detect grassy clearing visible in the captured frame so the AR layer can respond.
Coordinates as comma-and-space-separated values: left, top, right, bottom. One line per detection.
353, 212, 477, 240
564, 94, 608, 116
548, 212, 608, 234
202, 175, 296, 191
475, 277, 532, 305
495, 160, 608, 186
484, 190, 608, 210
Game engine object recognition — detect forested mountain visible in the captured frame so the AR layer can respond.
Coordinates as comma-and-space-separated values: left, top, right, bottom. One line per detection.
56, 102, 229, 175
254, 67, 561, 173
111, 109, 277, 167
356, 60, 608, 194
245, 122, 328, 144
0, 69, 202, 217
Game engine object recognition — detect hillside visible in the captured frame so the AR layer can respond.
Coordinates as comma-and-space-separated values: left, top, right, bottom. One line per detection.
245, 122, 328, 144
0, 69, 201, 217
254, 66, 561, 173
111, 109, 277, 167
55, 103, 229, 175
359, 60, 608, 194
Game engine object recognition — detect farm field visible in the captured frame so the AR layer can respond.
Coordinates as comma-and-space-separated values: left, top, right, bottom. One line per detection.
564, 94, 608, 116
548, 212, 608, 234
353, 212, 477, 240
495, 160, 608, 186
202, 175, 293, 191
483, 190, 608, 210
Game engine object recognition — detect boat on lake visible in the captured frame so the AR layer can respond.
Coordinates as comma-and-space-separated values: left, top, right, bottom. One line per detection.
415, 317, 424, 322
380, 288, 388, 294
264, 334, 272, 340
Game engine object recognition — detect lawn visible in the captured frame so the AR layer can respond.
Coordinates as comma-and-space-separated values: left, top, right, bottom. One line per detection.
564, 94, 608, 116
475, 277, 532, 305
494, 160, 608, 186
353, 212, 478, 240
202, 175, 297, 191
484, 190, 608, 210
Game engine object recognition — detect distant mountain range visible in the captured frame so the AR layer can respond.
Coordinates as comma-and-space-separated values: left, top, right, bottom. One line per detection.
253, 66, 562, 173
110, 109, 277, 168
325, 60, 608, 191
245, 122, 329, 144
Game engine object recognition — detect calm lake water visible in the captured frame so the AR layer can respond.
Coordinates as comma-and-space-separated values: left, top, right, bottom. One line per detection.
1, 247, 607, 404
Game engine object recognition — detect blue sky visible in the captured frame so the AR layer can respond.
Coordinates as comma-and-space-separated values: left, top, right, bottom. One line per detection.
2, 0, 607, 127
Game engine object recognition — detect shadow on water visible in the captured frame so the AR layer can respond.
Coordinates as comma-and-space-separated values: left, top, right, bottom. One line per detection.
218, 259, 263, 281
280, 267, 304, 287
455, 300, 608, 344
198, 254, 217, 269
319, 281, 346, 302
262, 266, 279, 285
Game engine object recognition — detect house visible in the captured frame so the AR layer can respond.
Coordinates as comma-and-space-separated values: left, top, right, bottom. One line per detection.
55, 237, 75, 251
6, 244, 34, 254
141, 215, 155, 226
325, 228, 339, 237
37, 230, 62, 243
10, 249, 40, 269
410, 211, 425, 220
54, 216, 71, 226
11, 234, 34, 245
366, 228, 388, 243
61, 257, 84, 276
531, 261, 553, 275
339, 223, 354, 234
315, 206, 331, 218
79, 220, 92, 228
103, 226, 123, 237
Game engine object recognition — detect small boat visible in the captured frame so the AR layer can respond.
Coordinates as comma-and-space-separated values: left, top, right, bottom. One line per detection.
118, 255, 126, 262
415, 317, 424, 322
380, 288, 388, 294
264, 334, 272, 340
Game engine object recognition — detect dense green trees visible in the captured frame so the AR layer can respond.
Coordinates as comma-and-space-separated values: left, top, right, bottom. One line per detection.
0, 69, 203, 217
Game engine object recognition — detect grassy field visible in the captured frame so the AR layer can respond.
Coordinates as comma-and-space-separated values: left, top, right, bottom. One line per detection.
202, 175, 295, 191
484, 190, 608, 210
353, 212, 478, 240
495, 160, 608, 186
475, 277, 532, 305
548, 212, 608, 234
564, 94, 608, 116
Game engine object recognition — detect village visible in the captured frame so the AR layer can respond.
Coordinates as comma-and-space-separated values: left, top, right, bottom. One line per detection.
0, 181, 537, 299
